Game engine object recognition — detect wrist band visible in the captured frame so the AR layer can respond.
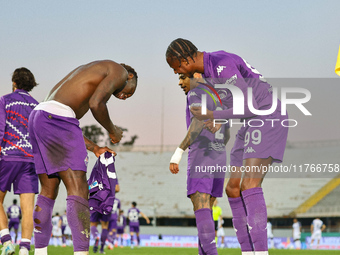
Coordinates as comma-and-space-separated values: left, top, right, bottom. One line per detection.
170, 147, 184, 164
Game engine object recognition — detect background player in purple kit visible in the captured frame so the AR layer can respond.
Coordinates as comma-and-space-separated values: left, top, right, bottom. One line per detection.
127, 202, 150, 248
7, 199, 22, 244
116, 210, 127, 248
168, 73, 230, 255
166, 38, 288, 255
107, 195, 121, 249
28, 61, 137, 255
0, 68, 39, 255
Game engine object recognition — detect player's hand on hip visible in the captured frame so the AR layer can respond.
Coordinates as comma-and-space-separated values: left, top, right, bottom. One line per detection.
169, 163, 180, 174
190, 107, 213, 120
204, 120, 221, 134
110, 125, 123, 144
93, 146, 117, 157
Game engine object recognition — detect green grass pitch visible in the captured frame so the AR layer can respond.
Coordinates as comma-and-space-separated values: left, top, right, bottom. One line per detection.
17, 246, 340, 254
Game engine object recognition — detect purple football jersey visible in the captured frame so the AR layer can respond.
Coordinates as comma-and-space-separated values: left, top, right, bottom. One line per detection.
127, 208, 140, 227
7, 204, 21, 223
186, 83, 228, 177
117, 215, 126, 229
0, 89, 38, 162
202, 51, 280, 119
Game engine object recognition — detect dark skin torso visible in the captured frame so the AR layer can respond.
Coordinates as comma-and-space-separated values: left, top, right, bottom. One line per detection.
45, 60, 127, 119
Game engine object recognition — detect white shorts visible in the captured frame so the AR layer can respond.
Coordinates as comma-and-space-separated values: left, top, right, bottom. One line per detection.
311, 231, 322, 241
217, 227, 225, 237
293, 232, 301, 240
52, 226, 62, 237
64, 226, 72, 235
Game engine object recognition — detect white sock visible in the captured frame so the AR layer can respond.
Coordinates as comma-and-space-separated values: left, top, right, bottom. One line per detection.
21, 238, 31, 243
255, 252, 268, 255
0, 228, 10, 237
74, 252, 89, 255
242, 252, 255, 255
34, 247, 48, 255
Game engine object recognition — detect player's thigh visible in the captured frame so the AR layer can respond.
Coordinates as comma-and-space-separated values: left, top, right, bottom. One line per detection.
39, 173, 61, 200
210, 196, 216, 210
190, 191, 211, 211
226, 169, 242, 198
241, 157, 272, 190
101, 220, 109, 229
0, 190, 7, 204
58, 168, 88, 199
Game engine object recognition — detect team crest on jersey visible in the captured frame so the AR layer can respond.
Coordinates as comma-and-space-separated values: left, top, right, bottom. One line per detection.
217, 65, 226, 76
84, 154, 89, 167
218, 90, 228, 100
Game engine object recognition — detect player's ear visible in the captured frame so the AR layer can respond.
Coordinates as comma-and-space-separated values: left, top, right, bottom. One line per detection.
193, 73, 201, 79
127, 73, 134, 80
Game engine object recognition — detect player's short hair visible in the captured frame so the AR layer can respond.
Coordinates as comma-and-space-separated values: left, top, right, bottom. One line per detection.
166, 38, 198, 64
120, 63, 138, 84
132, 202, 137, 207
12, 67, 38, 92
55, 212, 59, 216
178, 74, 186, 80
13, 199, 17, 204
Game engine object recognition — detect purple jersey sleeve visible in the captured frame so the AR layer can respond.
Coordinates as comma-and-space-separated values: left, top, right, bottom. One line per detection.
203, 51, 275, 120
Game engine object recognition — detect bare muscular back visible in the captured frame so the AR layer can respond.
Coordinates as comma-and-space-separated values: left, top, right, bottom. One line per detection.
45, 60, 127, 119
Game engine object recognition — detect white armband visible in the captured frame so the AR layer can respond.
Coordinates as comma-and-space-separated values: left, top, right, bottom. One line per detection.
170, 147, 184, 164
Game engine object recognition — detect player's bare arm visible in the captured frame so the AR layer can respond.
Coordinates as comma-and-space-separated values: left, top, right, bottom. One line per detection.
169, 118, 204, 174
140, 212, 150, 224
83, 135, 116, 157
89, 64, 128, 144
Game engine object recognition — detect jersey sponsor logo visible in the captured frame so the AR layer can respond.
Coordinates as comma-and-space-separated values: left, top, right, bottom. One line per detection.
189, 103, 202, 108
216, 65, 226, 76
245, 147, 256, 153
88, 180, 99, 190
208, 142, 226, 151
225, 74, 237, 86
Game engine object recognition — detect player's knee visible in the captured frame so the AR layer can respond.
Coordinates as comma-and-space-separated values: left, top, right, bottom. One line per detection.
225, 184, 241, 198
225, 179, 242, 197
